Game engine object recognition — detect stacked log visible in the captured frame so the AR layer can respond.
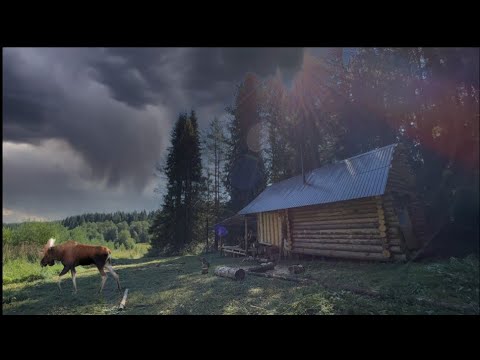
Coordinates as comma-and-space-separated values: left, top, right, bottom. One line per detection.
377, 194, 407, 257
376, 196, 391, 259
290, 196, 407, 261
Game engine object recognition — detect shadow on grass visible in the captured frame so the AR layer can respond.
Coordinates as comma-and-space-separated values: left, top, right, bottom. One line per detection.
3, 274, 45, 285
3, 254, 301, 315
4, 254, 477, 315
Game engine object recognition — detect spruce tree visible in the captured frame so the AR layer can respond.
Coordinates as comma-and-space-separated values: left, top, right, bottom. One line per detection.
150, 111, 204, 254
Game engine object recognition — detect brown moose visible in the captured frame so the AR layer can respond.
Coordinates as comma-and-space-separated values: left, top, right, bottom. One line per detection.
40, 238, 121, 293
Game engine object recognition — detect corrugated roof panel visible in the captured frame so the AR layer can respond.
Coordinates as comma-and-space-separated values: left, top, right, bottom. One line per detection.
238, 143, 397, 215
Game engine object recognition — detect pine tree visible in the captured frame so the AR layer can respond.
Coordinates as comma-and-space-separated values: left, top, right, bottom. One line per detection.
204, 116, 227, 249
223, 73, 267, 214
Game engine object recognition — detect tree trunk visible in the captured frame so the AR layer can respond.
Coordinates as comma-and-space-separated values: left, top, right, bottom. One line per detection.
246, 262, 275, 272
214, 266, 245, 281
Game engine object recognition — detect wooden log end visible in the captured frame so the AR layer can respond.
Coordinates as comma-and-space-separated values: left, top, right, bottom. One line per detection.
214, 266, 245, 281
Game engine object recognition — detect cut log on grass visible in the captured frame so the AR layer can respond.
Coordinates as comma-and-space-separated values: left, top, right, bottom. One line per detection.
247, 262, 275, 272
119, 288, 128, 310
214, 266, 245, 281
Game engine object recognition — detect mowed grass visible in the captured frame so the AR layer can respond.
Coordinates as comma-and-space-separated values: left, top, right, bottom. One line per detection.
3, 250, 479, 315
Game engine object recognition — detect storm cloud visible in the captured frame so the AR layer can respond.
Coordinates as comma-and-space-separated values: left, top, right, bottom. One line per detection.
3, 47, 304, 222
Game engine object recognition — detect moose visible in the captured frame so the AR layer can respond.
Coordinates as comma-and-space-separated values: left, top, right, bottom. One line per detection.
40, 238, 121, 293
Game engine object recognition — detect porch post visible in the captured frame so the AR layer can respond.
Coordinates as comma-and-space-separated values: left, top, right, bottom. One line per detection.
244, 216, 248, 255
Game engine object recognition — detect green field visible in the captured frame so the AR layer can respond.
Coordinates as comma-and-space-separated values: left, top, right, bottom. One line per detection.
3, 246, 479, 315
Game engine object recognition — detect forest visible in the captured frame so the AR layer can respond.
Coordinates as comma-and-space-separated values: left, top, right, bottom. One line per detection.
149, 48, 479, 258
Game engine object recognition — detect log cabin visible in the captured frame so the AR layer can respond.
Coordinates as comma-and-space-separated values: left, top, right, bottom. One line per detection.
225, 143, 428, 261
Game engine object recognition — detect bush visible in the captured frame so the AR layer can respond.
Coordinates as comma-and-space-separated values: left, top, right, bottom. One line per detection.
124, 238, 136, 250
6, 222, 68, 246
3, 227, 13, 243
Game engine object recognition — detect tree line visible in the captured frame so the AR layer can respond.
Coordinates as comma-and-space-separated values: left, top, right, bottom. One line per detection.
62, 210, 156, 229
150, 47, 479, 256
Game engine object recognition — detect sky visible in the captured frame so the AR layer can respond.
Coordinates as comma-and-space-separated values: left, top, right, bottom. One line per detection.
3, 47, 324, 223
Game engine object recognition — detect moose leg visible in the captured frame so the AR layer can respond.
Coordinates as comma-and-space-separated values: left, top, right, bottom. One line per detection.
105, 264, 121, 290
57, 266, 70, 291
71, 268, 77, 293
98, 267, 107, 293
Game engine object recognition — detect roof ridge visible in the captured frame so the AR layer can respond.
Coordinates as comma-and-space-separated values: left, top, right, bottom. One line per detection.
267, 143, 398, 188
341, 143, 398, 162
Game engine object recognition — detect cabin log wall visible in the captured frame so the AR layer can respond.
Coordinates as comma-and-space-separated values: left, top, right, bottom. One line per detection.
286, 196, 407, 261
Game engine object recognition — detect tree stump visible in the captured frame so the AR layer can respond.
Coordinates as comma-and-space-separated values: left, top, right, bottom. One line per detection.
288, 265, 305, 274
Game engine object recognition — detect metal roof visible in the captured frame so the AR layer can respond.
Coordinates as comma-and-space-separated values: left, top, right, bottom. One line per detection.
238, 143, 398, 215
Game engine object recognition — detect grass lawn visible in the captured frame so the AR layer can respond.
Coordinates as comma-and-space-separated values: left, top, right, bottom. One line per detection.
2, 250, 479, 315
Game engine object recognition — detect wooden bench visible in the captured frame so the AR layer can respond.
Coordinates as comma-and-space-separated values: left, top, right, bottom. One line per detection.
221, 245, 247, 257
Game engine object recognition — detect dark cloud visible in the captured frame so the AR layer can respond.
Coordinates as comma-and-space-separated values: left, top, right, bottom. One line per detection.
3, 50, 60, 142
3, 48, 170, 191
183, 48, 304, 105
89, 48, 304, 109
2, 47, 305, 220
87, 48, 176, 109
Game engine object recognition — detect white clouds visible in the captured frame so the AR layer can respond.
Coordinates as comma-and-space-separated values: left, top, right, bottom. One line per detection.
3, 208, 49, 223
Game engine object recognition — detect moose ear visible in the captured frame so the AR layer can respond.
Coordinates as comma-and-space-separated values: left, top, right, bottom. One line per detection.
46, 238, 56, 248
